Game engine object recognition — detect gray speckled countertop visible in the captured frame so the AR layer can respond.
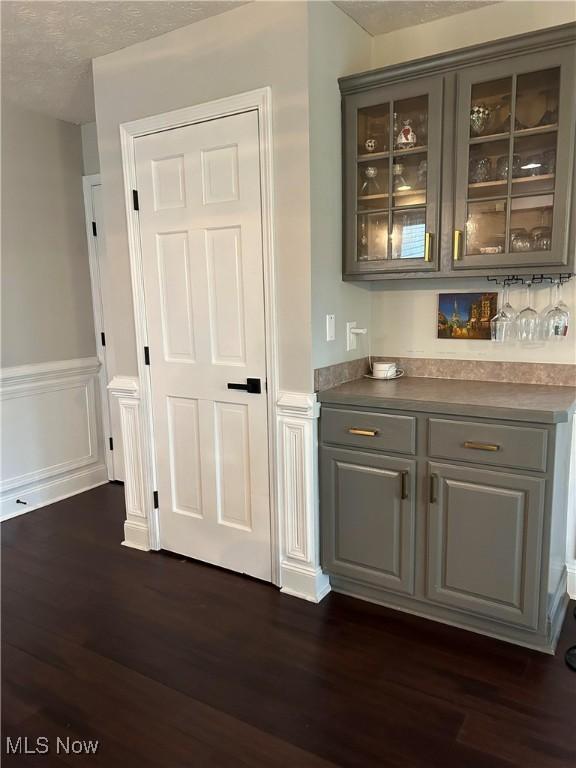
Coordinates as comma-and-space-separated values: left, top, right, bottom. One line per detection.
318, 376, 576, 424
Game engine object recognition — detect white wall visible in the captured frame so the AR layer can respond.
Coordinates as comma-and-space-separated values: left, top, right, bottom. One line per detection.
308, 1, 373, 370
92, 1, 314, 393
1, 101, 96, 367
372, 279, 576, 365
81, 121, 100, 175
1, 103, 107, 515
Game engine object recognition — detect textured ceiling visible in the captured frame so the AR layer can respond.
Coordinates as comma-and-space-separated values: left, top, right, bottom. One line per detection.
2, 1, 501, 125
1, 1, 248, 124
334, 1, 500, 35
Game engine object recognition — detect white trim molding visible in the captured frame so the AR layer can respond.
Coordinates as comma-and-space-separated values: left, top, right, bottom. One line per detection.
277, 392, 330, 603
1, 357, 107, 520
107, 375, 153, 551
119, 88, 280, 579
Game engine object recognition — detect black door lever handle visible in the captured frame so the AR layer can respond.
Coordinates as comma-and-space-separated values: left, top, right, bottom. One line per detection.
227, 378, 261, 394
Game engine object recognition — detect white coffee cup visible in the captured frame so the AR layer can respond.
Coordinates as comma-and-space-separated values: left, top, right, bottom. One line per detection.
372, 361, 398, 379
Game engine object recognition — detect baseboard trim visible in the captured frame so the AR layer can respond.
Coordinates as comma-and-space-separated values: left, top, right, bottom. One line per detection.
122, 519, 151, 551
1, 464, 108, 521
568, 564, 576, 599
280, 561, 331, 603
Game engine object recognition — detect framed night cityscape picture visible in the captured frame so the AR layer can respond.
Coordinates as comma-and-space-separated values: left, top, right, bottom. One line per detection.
437, 292, 498, 340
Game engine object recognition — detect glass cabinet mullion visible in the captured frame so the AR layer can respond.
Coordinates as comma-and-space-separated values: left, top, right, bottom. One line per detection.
387, 101, 394, 260
504, 74, 518, 254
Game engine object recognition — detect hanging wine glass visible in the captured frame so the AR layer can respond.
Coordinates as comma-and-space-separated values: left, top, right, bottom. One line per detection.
542, 281, 569, 340
516, 281, 540, 342
490, 284, 517, 343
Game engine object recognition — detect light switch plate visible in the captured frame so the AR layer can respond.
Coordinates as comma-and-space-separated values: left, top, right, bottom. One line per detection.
346, 321, 357, 351
326, 314, 335, 342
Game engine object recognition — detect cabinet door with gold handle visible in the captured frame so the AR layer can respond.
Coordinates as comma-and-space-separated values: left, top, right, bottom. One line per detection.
453, 229, 463, 261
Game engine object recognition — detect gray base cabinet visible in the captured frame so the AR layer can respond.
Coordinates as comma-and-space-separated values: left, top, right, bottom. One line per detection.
427, 462, 545, 629
321, 447, 416, 595
319, 404, 572, 653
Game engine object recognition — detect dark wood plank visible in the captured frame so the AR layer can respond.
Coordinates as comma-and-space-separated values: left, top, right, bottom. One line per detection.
2, 484, 575, 767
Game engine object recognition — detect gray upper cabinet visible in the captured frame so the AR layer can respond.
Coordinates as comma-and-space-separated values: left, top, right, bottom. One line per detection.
340, 25, 576, 280
321, 446, 416, 595
427, 462, 545, 629
453, 47, 576, 271
343, 76, 443, 275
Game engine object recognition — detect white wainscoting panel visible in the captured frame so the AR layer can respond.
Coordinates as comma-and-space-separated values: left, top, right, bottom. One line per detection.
276, 392, 330, 602
1, 358, 107, 520
108, 376, 153, 551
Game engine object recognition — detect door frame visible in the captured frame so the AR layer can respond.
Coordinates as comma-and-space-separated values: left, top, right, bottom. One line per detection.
82, 174, 115, 481
119, 88, 280, 583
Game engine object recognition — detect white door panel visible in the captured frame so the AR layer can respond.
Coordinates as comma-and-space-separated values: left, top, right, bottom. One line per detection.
135, 110, 271, 580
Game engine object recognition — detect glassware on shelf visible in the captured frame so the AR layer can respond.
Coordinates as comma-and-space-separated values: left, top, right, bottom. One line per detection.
537, 89, 559, 127
392, 162, 410, 192
541, 282, 570, 340
516, 282, 540, 342
495, 154, 521, 180
531, 225, 552, 250
417, 159, 427, 185
360, 165, 381, 195
510, 228, 533, 252
470, 104, 492, 136
469, 156, 492, 183
364, 138, 378, 153
396, 119, 417, 149
490, 284, 518, 343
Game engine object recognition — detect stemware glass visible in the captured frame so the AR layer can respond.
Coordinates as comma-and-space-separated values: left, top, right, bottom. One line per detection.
490, 284, 517, 342
516, 282, 540, 342
541, 281, 569, 340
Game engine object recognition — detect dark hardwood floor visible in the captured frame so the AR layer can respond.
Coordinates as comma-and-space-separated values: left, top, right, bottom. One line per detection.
2, 483, 576, 767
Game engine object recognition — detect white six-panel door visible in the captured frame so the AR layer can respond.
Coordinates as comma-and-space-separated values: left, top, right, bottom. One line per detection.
134, 110, 271, 580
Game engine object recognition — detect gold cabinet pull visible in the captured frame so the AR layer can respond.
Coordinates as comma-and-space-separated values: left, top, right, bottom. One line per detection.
429, 473, 438, 504
348, 428, 378, 437
453, 229, 463, 261
463, 441, 500, 452
424, 232, 433, 262
400, 471, 409, 500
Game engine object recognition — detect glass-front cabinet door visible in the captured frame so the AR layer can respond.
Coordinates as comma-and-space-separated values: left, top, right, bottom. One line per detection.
453, 48, 576, 270
343, 77, 443, 275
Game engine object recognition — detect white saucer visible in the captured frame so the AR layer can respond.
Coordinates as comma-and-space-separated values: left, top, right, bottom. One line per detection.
363, 370, 405, 381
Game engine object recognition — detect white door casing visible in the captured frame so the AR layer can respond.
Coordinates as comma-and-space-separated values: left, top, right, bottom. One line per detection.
82, 175, 123, 481
134, 110, 272, 580
120, 88, 329, 601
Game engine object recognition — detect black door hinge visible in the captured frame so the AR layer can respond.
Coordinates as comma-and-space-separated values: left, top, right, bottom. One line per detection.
132, 190, 140, 211
92, 221, 97, 237
144, 346, 150, 365
109, 437, 114, 451
153, 491, 159, 509
101, 332, 106, 347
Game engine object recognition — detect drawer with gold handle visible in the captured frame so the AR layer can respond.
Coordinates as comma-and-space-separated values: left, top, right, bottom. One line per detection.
463, 441, 500, 452
320, 407, 416, 455
348, 428, 379, 437
428, 418, 547, 472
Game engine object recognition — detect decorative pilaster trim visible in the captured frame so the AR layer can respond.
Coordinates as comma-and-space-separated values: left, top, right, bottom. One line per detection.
108, 375, 155, 551
107, 375, 140, 398
276, 391, 330, 603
